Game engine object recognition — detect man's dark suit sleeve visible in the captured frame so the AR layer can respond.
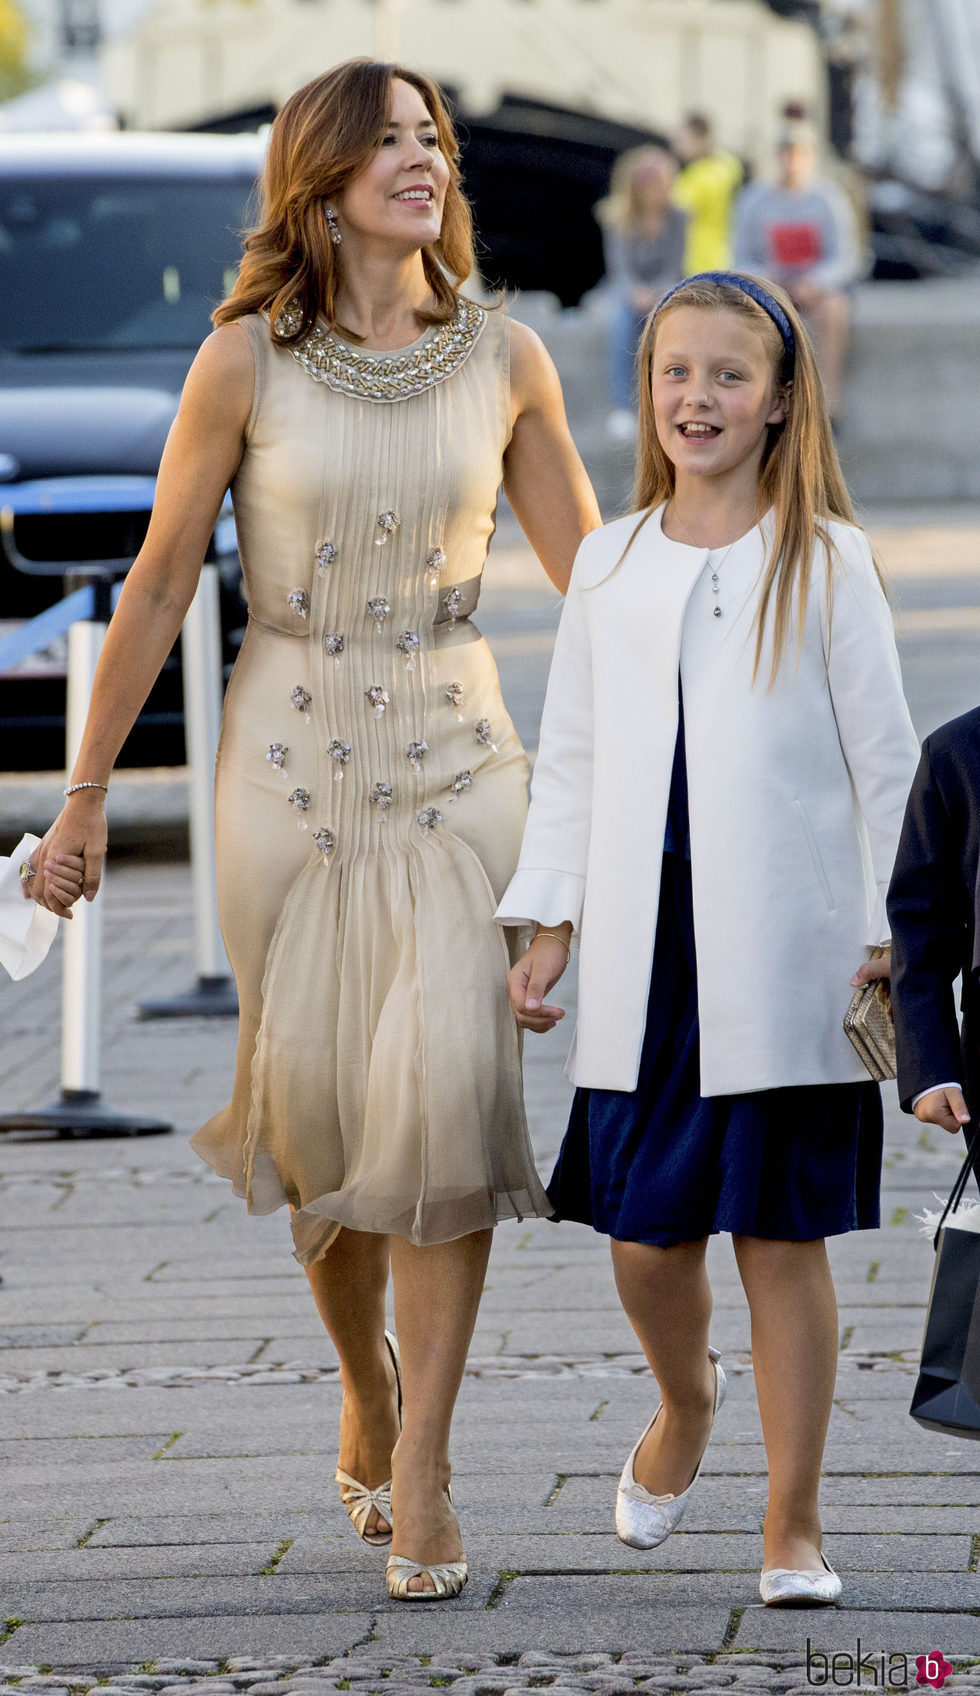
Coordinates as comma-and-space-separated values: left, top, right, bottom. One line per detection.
887, 741, 966, 1113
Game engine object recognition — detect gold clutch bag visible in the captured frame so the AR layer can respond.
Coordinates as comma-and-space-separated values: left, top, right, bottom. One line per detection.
843, 946, 896, 1082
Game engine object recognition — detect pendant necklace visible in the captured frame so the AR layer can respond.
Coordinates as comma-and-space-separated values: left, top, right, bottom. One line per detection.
667, 503, 739, 618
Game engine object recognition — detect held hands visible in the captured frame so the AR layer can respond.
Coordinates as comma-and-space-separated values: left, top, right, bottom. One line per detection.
22, 794, 108, 920
506, 928, 570, 1034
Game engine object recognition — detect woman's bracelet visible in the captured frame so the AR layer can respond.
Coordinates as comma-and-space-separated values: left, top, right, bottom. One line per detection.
64, 781, 109, 797
533, 928, 571, 960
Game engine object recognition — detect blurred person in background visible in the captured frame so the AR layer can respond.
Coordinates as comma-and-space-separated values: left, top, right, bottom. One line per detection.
672, 114, 744, 274
734, 118, 862, 424
598, 146, 687, 440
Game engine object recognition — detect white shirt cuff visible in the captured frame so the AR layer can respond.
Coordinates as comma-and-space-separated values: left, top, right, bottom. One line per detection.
912, 1083, 962, 1109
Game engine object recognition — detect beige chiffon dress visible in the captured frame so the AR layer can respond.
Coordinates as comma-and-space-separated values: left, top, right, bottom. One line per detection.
190, 298, 551, 1264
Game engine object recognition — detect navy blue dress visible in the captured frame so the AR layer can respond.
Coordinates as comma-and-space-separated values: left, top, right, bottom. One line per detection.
547, 704, 883, 1245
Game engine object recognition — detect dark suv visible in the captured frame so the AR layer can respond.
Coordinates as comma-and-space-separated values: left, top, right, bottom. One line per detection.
0, 130, 265, 769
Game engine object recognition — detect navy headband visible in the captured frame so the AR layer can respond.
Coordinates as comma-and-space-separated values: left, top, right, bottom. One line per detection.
655, 271, 796, 363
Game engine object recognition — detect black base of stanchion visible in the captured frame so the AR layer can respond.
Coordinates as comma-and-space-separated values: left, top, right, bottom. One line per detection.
136, 975, 239, 1021
0, 1089, 172, 1138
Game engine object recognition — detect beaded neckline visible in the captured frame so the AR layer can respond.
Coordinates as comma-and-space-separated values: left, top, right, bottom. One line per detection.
274, 297, 488, 403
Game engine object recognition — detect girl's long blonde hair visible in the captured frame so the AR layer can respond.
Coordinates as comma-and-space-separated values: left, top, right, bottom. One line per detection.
632, 275, 878, 684
213, 58, 476, 345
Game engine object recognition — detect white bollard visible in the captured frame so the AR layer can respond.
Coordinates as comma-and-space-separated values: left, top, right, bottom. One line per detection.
182, 563, 230, 983
61, 615, 106, 1094
136, 559, 236, 1018
0, 596, 171, 1134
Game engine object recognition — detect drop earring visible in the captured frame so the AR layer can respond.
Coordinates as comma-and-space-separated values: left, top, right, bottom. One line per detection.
326, 207, 342, 245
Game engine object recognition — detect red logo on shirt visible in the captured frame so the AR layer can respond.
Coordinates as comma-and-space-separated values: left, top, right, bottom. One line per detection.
768, 221, 823, 269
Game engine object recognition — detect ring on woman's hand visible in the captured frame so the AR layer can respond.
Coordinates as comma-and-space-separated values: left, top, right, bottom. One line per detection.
18, 859, 36, 885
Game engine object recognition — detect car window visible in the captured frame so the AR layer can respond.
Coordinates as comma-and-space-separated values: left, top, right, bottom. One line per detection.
0, 175, 258, 351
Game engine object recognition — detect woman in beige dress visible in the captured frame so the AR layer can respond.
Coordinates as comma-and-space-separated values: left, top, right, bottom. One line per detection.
25, 59, 600, 1600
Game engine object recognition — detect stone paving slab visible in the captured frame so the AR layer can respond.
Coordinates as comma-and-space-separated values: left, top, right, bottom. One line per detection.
81, 1517, 342, 1550
737, 1607, 980, 1654
0, 1545, 286, 1582
275, 1530, 975, 1575
3, 520, 980, 1673
0, 1521, 95, 1554
0, 1620, 376, 1668
369, 1597, 734, 1657
0, 1572, 503, 1621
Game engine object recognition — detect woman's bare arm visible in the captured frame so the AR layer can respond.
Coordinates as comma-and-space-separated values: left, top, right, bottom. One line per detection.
28, 323, 254, 915
503, 320, 601, 594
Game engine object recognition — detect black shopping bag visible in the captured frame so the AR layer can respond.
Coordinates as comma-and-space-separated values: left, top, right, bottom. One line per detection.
910, 1129, 980, 1438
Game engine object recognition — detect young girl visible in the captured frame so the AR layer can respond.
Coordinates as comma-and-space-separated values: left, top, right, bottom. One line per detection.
495, 273, 920, 1604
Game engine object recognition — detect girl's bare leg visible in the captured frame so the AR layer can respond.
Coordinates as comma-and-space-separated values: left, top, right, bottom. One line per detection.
305, 1227, 399, 1539
733, 1235, 838, 1572
609, 1237, 718, 1493
388, 1228, 494, 1593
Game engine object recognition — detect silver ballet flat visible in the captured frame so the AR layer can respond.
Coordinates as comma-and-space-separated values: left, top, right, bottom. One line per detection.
335, 1330, 402, 1547
760, 1551, 842, 1607
616, 1345, 726, 1549
385, 1553, 468, 1601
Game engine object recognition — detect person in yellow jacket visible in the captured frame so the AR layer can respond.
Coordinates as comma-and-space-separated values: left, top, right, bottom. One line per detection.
672, 113, 743, 273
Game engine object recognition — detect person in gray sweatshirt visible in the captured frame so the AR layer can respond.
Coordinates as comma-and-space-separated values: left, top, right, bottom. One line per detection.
734, 120, 862, 421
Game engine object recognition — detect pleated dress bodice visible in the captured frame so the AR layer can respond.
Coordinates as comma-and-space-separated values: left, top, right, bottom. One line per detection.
191, 300, 551, 1261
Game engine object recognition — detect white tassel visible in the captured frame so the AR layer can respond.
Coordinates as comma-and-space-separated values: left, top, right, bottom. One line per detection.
918, 1196, 980, 1236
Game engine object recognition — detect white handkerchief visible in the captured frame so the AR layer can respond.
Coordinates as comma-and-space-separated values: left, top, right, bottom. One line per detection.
0, 834, 60, 980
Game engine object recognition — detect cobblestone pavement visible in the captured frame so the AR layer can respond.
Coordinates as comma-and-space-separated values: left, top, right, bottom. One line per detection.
1, 519, 980, 1685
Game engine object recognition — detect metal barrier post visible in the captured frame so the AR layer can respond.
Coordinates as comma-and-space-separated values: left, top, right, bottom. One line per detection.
137, 562, 237, 1018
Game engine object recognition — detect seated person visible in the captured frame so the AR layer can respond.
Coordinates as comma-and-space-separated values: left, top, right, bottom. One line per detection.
598, 146, 687, 437
734, 119, 862, 421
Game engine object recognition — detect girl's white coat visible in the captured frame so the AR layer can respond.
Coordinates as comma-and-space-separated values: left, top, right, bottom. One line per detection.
495, 504, 921, 1096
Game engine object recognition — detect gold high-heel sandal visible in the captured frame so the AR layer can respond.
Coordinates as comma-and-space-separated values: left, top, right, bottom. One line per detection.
335, 1330, 402, 1547
385, 1554, 468, 1601
385, 1487, 467, 1601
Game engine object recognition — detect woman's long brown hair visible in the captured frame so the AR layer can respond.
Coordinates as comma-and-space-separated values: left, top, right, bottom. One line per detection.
213, 58, 476, 344
631, 275, 879, 684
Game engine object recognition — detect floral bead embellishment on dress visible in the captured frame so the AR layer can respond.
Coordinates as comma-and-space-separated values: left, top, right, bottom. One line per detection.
366, 685, 390, 719
290, 685, 312, 722
266, 742, 287, 774
328, 739, 351, 781
288, 787, 311, 829
375, 510, 401, 547
396, 631, 420, 671
370, 781, 393, 816
323, 633, 345, 665
417, 807, 442, 834
450, 770, 472, 798
367, 596, 391, 628
475, 718, 498, 752
287, 588, 310, 620
443, 586, 464, 629
445, 681, 465, 721
312, 827, 336, 866
407, 741, 428, 770
426, 547, 447, 587
315, 540, 338, 576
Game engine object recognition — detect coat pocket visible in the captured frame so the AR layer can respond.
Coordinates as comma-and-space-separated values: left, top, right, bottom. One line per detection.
793, 798, 836, 913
